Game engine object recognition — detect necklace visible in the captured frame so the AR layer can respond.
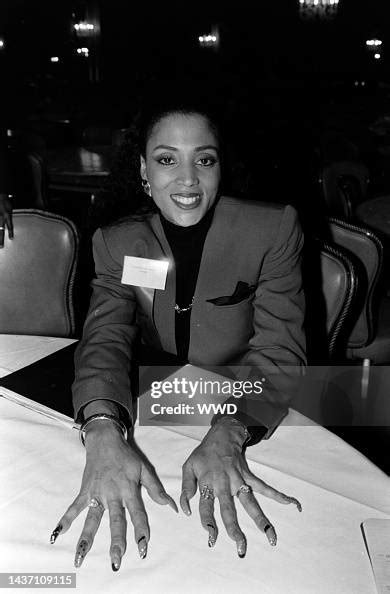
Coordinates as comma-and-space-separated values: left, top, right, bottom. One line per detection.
175, 297, 194, 314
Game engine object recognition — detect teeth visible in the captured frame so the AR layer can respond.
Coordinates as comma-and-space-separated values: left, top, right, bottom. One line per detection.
172, 195, 200, 205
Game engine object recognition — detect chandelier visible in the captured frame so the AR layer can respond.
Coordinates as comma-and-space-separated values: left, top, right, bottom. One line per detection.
299, 0, 340, 20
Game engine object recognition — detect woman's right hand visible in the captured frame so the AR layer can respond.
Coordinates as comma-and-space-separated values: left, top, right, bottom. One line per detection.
50, 422, 177, 571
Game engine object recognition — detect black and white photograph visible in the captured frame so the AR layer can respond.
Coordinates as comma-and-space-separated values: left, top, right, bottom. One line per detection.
0, 1, 389, 592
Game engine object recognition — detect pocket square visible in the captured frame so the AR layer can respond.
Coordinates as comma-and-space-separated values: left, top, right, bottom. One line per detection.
207, 281, 256, 306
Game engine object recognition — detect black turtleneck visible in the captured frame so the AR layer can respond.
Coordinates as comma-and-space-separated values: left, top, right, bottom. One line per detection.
160, 207, 214, 362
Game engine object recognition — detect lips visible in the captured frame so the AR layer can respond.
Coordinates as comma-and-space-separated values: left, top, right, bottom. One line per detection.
170, 193, 202, 209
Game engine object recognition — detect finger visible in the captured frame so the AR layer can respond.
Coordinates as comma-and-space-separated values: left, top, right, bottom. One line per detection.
141, 465, 178, 513
124, 483, 150, 560
0, 216, 4, 248
237, 489, 277, 547
50, 493, 89, 543
198, 489, 218, 547
108, 500, 127, 571
180, 462, 197, 516
218, 492, 247, 558
5, 213, 13, 239
74, 503, 105, 568
245, 471, 302, 512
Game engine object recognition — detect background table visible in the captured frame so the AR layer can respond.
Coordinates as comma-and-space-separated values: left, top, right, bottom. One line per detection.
0, 335, 389, 593
47, 145, 114, 194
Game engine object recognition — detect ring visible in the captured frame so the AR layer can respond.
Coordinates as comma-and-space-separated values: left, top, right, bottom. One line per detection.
236, 484, 252, 497
200, 485, 214, 500
88, 497, 104, 509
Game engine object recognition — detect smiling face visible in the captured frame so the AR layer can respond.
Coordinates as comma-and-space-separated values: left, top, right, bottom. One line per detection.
140, 112, 221, 227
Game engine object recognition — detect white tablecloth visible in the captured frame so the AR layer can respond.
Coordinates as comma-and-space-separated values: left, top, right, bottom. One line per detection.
0, 336, 389, 594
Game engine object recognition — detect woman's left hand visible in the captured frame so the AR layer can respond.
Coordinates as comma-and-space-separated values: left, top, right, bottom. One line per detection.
180, 417, 301, 557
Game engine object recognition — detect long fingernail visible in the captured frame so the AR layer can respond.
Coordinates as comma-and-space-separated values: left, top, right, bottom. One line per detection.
74, 540, 89, 568
237, 536, 247, 558
282, 494, 302, 512
162, 492, 178, 513
181, 493, 192, 516
264, 524, 277, 547
207, 524, 217, 548
138, 536, 147, 559
111, 545, 121, 571
50, 524, 62, 544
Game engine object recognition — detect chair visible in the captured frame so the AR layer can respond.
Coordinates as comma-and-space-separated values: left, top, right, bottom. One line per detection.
319, 161, 369, 219
325, 217, 390, 364
0, 210, 79, 337
304, 238, 360, 362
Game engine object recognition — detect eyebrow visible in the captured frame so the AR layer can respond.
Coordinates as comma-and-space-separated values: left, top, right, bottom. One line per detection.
152, 144, 219, 152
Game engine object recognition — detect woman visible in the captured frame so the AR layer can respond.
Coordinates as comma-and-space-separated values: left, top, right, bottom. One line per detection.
50, 95, 306, 570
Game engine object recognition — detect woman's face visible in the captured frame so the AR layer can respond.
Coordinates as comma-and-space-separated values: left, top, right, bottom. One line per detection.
140, 112, 221, 226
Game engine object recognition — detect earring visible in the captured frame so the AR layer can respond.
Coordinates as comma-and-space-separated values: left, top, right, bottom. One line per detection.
141, 179, 152, 197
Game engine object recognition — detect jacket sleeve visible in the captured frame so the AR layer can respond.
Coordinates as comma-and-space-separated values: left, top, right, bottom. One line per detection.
228, 204, 306, 438
72, 228, 139, 423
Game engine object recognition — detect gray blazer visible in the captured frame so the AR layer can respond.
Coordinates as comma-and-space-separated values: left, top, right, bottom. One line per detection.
72, 197, 306, 436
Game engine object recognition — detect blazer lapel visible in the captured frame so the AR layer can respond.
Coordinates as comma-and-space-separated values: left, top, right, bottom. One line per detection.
149, 214, 177, 355
192, 202, 230, 304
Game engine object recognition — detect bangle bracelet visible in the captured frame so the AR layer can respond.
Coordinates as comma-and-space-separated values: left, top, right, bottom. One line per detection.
79, 414, 128, 446
215, 416, 250, 446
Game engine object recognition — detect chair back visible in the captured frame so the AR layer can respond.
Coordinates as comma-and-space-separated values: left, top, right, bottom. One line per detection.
326, 217, 384, 348
304, 238, 360, 360
319, 160, 369, 218
0, 210, 79, 337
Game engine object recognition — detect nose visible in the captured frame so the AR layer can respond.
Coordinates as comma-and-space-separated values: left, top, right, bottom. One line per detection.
176, 162, 199, 186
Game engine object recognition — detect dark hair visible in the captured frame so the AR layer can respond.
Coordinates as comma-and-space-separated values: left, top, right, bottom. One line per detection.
90, 93, 225, 229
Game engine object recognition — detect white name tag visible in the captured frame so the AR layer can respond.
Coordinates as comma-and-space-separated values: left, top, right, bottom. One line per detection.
121, 256, 169, 290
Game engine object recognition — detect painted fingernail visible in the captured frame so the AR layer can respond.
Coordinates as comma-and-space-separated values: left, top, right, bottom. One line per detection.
161, 492, 178, 513
264, 524, 277, 547
237, 536, 247, 558
181, 492, 192, 516
50, 524, 62, 544
74, 539, 89, 568
138, 536, 147, 559
111, 545, 121, 571
283, 494, 302, 512
207, 524, 217, 548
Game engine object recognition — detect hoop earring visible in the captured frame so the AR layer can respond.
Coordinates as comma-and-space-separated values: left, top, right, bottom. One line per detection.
141, 179, 152, 197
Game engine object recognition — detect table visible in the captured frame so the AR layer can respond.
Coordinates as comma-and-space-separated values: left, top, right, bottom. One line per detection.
356, 195, 390, 238
47, 145, 114, 194
1, 336, 389, 594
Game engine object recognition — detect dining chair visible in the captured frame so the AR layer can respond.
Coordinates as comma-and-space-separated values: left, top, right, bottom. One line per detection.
318, 160, 370, 219
304, 237, 361, 362
0, 209, 79, 337
323, 217, 390, 363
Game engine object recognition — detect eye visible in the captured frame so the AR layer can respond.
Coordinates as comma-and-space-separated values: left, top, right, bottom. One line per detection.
157, 155, 176, 166
197, 156, 218, 167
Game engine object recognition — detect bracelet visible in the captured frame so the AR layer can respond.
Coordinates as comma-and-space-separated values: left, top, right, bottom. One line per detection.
215, 416, 250, 446
79, 414, 128, 446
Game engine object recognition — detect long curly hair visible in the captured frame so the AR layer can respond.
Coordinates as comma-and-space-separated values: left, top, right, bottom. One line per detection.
90, 91, 228, 229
